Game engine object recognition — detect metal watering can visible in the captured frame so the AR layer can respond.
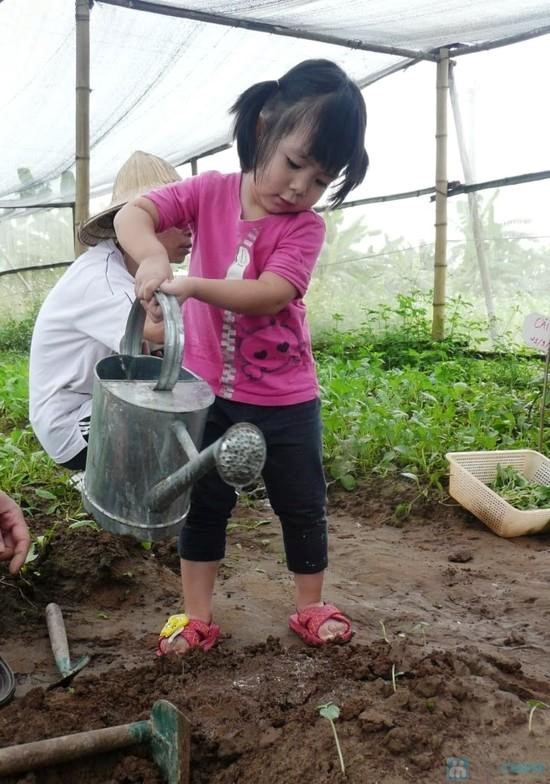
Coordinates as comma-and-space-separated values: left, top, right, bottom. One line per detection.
82, 292, 266, 541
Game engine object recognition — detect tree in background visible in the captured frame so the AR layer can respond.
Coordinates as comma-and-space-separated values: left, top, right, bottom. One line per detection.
315, 208, 374, 280
17, 167, 52, 200
448, 191, 547, 302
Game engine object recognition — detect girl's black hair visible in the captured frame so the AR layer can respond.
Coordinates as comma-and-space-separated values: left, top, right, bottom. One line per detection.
231, 59, 368, 208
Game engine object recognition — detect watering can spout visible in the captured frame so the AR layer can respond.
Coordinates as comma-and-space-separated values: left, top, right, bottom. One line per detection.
147, 422, 266, 513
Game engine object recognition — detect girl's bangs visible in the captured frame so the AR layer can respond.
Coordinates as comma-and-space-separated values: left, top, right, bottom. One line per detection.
308, 95, 364, 177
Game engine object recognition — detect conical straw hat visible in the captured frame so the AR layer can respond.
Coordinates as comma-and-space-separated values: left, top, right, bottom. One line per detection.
78, 151, 181, 247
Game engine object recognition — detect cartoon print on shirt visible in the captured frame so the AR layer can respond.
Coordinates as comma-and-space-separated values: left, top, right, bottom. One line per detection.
238, 311, 307, 381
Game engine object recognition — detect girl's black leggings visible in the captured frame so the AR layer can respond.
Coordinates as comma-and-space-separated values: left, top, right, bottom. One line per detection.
178, 396, 328, 574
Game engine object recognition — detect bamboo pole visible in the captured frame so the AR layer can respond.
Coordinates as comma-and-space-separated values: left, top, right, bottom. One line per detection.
75, 0, 91, 258
432, 48, 449, 340
539, 343, 550, 452
449, 62, 498, 341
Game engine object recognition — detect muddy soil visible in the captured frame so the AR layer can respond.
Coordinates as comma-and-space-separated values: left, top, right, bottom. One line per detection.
1, 480, 549, 784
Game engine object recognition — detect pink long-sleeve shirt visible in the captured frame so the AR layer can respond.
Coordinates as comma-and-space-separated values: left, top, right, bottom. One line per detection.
146, 171, 325, 405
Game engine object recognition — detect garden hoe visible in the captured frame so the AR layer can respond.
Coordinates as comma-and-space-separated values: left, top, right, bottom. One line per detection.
0, 699, 190, 784
45, 602, 90, 689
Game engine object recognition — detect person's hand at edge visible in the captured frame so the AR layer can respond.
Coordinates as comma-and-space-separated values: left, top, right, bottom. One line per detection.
0, 491, 30, 575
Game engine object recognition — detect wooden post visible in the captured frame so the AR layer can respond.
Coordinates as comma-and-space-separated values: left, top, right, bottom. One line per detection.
75, 0, 91, 257
432, 48, 449, 341
449, 63, 498, 341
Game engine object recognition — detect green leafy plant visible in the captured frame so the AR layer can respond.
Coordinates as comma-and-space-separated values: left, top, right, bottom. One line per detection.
316, 295, 544, 492
1, 295, 548, 538
317, 702, 346, 776
527, 700, 548, 734
490, 465, 550, 510
23, 523, 59, 572
0, 307, 40, 354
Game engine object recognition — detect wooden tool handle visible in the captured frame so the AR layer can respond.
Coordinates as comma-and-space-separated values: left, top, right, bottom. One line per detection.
45, 603, 71, 676
0, 721, 151, 776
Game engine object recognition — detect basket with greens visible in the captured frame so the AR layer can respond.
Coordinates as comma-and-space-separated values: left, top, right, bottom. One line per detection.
489, 464, 550, 511
446, 449, 550, 537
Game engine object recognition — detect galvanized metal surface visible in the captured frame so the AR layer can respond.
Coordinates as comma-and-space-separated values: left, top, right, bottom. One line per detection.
147, 422, 267, 513
121, 292, 184, 392
83, 293, 214, 541
83, 292, 266, 542
82, 358, 214, 541
215, 422, 267, 487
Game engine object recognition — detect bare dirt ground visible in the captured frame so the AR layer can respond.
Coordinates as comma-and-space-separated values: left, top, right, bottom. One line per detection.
1, 479, 549, 783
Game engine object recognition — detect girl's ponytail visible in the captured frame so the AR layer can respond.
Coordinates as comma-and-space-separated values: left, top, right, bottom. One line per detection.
231, 80, 279, 172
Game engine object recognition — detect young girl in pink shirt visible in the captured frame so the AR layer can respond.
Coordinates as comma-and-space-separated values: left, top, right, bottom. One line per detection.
114, 58, 369, 653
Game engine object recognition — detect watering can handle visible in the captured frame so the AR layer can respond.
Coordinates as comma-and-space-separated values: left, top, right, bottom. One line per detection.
121, 291, 184, 392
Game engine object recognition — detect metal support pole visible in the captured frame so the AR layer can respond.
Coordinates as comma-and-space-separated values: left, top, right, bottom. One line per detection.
432, 48, 449, 340
75, 0, 91, 257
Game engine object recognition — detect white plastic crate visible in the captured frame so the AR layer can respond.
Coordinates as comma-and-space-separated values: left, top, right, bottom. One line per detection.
446, 449, 550, 538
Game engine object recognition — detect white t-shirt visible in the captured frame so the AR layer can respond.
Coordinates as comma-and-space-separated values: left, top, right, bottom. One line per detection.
29, 240, 135, 463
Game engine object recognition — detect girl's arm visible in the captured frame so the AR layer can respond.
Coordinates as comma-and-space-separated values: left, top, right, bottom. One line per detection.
114, 197, 173, 301
159, 271, 297, 318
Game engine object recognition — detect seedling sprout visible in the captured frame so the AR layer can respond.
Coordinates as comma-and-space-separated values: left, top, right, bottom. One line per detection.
527, 700, 548, 734
379, 620, 390, 644
391, 663, 405, 692
317, 702, 346, 776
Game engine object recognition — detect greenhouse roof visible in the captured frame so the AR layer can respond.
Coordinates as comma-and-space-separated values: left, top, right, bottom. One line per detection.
2, 0, 550, 201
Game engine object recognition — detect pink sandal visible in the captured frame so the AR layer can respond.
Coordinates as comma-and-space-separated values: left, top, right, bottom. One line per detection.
289, 603, 353, 646
156, 614, 221, 656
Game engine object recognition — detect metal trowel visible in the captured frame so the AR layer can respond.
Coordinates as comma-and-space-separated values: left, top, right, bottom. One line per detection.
45, 603, 90, 690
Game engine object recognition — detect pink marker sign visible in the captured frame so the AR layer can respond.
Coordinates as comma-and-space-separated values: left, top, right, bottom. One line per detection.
522, 313, 550, 352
